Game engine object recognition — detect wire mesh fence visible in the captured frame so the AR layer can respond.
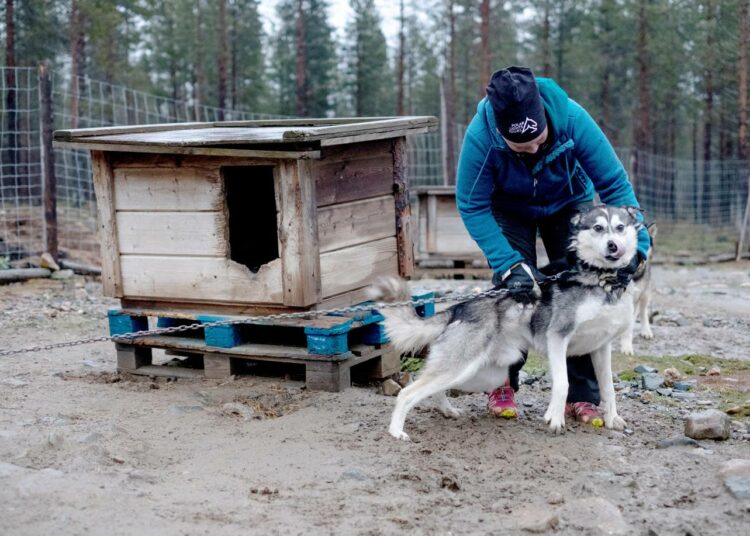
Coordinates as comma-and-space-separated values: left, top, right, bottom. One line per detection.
0, 65, 749, 268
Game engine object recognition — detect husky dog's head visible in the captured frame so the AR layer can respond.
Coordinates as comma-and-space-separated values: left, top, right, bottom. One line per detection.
570, 205, 642, 270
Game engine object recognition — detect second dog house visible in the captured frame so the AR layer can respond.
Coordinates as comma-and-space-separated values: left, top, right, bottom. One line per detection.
55, 117, 437, 314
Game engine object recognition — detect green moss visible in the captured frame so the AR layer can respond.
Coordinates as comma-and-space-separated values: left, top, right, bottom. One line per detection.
400, 356, 424, 373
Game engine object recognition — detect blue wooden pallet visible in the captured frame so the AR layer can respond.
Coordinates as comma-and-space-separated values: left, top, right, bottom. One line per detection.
108, 292, 434, 357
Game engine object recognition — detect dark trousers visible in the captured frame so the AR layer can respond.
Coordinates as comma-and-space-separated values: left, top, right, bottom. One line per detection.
492, 202, 601, 405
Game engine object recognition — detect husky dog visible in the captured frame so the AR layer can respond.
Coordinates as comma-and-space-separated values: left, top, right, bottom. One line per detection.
371, 205, 642, 441
620, 224, 657, 355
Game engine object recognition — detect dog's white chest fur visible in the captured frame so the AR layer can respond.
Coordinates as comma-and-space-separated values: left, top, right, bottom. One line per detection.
566, 293, 633, 355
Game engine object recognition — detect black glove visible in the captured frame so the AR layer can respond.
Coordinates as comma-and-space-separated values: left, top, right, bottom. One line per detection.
615, 252, 645, 288
492, 263, 544, 304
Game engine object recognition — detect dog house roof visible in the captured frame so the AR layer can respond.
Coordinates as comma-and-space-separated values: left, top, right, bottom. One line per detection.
54, 117, 438, 157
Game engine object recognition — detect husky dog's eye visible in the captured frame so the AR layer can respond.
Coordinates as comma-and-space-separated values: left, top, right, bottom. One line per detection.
616, 224, 625, 232
593, 224, 604, 232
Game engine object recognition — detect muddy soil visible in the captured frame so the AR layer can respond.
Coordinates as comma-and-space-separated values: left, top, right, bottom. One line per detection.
1, 264, 749, 535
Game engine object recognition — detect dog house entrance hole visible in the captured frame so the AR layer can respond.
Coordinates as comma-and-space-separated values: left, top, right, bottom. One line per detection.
224, 166, 279, 273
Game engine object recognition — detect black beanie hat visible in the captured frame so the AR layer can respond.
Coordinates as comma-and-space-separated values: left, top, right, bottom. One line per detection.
486, 66, 547, 143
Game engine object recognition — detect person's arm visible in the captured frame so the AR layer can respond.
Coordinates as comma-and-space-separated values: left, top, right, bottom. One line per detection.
570, 101, 651, 257
455, 123, 524, 274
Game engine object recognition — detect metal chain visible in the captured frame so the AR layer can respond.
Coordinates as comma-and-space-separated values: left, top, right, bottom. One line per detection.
0, 287, 508, 358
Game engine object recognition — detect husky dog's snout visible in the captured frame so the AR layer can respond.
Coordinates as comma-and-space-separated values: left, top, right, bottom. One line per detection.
606, 238, 625, 259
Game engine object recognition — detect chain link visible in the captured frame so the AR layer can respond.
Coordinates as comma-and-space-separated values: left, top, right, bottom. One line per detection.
0, 288, 508, 358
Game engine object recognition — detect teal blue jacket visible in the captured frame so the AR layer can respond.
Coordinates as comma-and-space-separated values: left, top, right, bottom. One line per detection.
456, 78, 650, 275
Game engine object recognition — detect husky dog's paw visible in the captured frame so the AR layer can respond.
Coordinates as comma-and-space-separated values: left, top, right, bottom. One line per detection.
620, 340, 635, 355
389, 428, 411, 441
640, 327, 654, 340
544, 409, 566, 434
440, 406, 463, 419
605, 414, 627, 431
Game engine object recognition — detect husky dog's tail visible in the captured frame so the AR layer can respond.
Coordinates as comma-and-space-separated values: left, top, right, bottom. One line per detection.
368, 277, 450, 353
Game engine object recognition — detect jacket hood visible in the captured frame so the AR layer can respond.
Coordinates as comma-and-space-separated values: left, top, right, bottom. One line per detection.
480, 77, 569, 148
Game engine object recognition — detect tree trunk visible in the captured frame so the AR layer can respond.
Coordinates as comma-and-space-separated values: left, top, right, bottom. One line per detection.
599, 0, 613, 142
295, 0, 307, 117
193, 0, 205, 120
632, 0, 650, 193
397, 0, 405, 115
69, 0, 86, 129
217, 0, 228, 120
739, 0, 749, 161
542, 1, 552, 77
4, 0, 18, 170
479, 0, 491, 99
703, 0, 715, 223
555, 2, 565, 84
443, 0, 457, 185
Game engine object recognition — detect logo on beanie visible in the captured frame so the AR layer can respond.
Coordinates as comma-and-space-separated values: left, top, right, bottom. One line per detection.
508, 117, 538, 135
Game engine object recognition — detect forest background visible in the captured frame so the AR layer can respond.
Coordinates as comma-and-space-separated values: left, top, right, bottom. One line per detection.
4, 0, 749, 175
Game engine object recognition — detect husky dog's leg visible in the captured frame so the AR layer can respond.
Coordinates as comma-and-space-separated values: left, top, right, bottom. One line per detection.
431, 391, 462, 419
543, 336, 569, 434
389, 373, 460, 441
639, 292, 654, 340
620, 306, 636, 355
591, 342, 626, 430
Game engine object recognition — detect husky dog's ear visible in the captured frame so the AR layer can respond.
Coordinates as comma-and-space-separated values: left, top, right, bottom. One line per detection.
570, 212, 582, 227
646, 222, 658, 240
625, 206, 644, 221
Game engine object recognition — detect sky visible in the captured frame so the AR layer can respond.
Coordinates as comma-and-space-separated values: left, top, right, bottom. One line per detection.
257, 0, 401, 47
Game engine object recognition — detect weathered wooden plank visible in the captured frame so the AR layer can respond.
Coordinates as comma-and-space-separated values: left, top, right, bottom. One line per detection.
115, 343, 152, 371
119, 256, 284, 303
318, 126, 436, 147
110, 153, 285, 169
90, 151, 123, 297
203, 354, 237, 378
426, 187, 438, 253
314, 154, 394, 207
276, 160, 321, 307
116, 211, 227, 256
56, 140, 321, 159
320, 237, 399, 298
113, 167, 223, 211
317, 195, 395, 253
392, 138, 415, 277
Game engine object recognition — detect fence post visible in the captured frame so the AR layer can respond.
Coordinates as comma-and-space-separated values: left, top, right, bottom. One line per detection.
38, 62, 58, 260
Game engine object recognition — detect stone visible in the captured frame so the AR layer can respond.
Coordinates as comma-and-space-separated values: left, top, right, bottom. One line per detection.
0, 378, 28, 388
718, 459, 750, 500
673, 380, 698, 391
641, 373, 665, 390
557, 498, 628, 534
663, 367, 682, 385
707, 366, 721, 376
685, 409, 731, 440
696, 400, 713, 406
382, 379, 402, 396
339, 468, 369, 482
164, 404, 204, 417
76, 432, 103, 444
546, 491, 565, 505
397, 371, 413, 387
656, 436, 701, 449
222, 402, 256, 421
656, 388, 673, 397
39, 252, 61, 271
640, 391, 654, 404
726, 405, 750, 417
672, 391, 697, 400
50, 269, 75, 280
634, 365, 657, 374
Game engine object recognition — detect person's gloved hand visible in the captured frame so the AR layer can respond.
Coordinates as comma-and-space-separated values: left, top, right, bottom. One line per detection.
614, 251, 645, 288
492, 263, 545, 304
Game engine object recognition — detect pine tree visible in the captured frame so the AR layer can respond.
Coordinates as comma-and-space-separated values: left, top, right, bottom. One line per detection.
344, 0, 393, 116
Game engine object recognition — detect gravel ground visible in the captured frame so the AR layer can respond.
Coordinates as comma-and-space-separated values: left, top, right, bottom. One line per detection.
1, 263, 749, 535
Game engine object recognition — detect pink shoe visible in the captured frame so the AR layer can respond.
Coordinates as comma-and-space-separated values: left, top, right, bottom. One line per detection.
565, 402, 604, 427
488, 384, 518, 419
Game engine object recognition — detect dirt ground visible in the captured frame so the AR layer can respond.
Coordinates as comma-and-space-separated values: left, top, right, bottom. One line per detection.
1, 263, 749, 535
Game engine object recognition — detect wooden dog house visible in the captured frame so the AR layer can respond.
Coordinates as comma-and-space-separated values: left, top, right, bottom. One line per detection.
55, 118, 437, 314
